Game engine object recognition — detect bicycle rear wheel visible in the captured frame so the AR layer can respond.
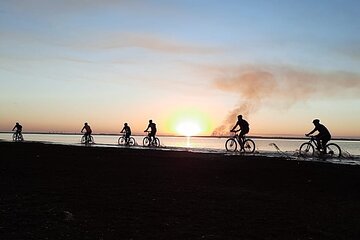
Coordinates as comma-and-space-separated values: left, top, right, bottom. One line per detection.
299, 142, 314, 157
153, 137, 160, 147
326, 143, 341, 158
128, 137, 136, 146
225, 138, 237, 151
243, 139, 255, 153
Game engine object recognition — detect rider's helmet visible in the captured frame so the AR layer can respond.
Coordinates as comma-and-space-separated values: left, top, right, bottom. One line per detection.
312, 119, 320, 124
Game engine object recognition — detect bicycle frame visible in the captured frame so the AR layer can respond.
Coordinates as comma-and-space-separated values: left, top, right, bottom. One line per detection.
225, 131, 255, 153
299, 136, 342, 158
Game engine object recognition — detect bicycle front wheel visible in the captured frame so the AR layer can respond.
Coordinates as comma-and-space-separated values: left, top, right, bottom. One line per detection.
143, 137, 150, 146
299, 142, 314, 157
81, 135, 86, 144
326, 143, 341, 158
118, 137, 126, 145
225, 138, 237, 151
12, 133, 17, 142
243, 139, 255, 153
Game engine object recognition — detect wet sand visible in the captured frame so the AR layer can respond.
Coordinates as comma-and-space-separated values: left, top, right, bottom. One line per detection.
1, 141, 360, 239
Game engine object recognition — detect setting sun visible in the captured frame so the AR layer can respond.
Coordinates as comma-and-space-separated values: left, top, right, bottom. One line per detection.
164, 108, 213, 136
176, 120, 202, 136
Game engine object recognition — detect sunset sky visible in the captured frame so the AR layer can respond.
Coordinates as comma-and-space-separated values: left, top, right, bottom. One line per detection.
1, 0, 360, 137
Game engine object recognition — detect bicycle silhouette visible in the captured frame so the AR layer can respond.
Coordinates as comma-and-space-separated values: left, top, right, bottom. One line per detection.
13, 132, 24, 142
143, 131, 160, 147
299, 136, 341, 158
81, 134, 94, 145
118, 133, 136, 146
225, 130, 255, 153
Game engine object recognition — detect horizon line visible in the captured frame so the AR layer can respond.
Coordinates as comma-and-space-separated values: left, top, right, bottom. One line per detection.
1, 131, 359, 141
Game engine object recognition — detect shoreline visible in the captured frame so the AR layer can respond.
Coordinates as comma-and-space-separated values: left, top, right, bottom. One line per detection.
1, 141, 360, 239
1, 131, 360, 141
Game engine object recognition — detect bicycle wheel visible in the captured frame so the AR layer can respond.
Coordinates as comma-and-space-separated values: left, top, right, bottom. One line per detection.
128, 137, 136, 146
299, 142, 314, 157
118, 136, 126, 145
88, 136, 94, 144
12, 133, 17, 142
143, 136, 150, 146
243, 139, 255, 153
225, 138, 237, 151
326, 143, 341, 158
81, 135, 86, 144
153, 137, 160, 147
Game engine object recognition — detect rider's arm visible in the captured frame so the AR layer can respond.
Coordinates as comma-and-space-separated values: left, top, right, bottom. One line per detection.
12, 126, 16, 131
230, 123, 239, 132
81, 126, 85, 133
120, 127, 125, 133
306, 127, 317, 136
144, 125, 150, 132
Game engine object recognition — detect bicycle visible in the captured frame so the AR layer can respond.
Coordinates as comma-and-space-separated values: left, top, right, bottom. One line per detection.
118, 134, 136, 146
299, 136, 341, 158
143, 131, 160, 147
12, 132, 24, 142
81, 134, 94, 144
225, 131, 255, 153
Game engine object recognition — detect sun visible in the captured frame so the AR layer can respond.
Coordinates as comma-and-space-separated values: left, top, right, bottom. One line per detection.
176, 120, 202, 136
165, 107, 213, 136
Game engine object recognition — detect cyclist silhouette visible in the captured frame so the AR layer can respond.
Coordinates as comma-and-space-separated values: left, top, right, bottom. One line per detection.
12, 122, 22, 134
81, 122, 92, 140
120, 123, 132, 144
144, 120, 157, 144
306, 119, 331, 153
230, 115, 249, 148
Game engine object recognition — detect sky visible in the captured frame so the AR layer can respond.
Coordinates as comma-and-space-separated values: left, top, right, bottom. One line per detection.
1, 0, 360, 137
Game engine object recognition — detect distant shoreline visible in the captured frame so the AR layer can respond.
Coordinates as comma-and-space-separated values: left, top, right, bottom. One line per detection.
1, 131, 359, 141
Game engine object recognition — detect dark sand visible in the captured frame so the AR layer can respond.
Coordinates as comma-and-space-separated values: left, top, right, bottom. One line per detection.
1, 142, 360, 239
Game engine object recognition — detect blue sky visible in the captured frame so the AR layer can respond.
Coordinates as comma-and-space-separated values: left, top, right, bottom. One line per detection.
1, 0, 360, 136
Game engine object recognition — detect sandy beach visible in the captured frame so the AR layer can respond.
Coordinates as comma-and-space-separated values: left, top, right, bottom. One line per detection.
1, 141, 360, 239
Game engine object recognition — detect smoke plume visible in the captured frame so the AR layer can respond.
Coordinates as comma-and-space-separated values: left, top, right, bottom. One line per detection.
212, 66, 360, 135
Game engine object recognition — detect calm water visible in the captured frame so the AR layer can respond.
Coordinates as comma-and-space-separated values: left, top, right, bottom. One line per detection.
1, 133, 359, 157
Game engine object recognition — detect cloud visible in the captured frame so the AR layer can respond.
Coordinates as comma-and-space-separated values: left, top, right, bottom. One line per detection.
1, 0, 135, 14
64, 32, 223, 55
212, 65, 360, 135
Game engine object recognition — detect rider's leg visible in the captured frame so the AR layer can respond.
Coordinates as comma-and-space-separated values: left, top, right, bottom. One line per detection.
150, 131, 156, 145
239, 128, 248, 150
315, 137, 321, 151
322, 137, 330, 154
85, 133, 90, 143
125, 134, 130, 145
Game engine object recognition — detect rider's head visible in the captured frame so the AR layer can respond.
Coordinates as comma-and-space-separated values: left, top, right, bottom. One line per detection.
16, 122, 19, 125
124, 123, 128, 126
237, 115, 243, 119
312, 119, 320, 125
84, 122, 88, 126
149, 120, 152, 123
